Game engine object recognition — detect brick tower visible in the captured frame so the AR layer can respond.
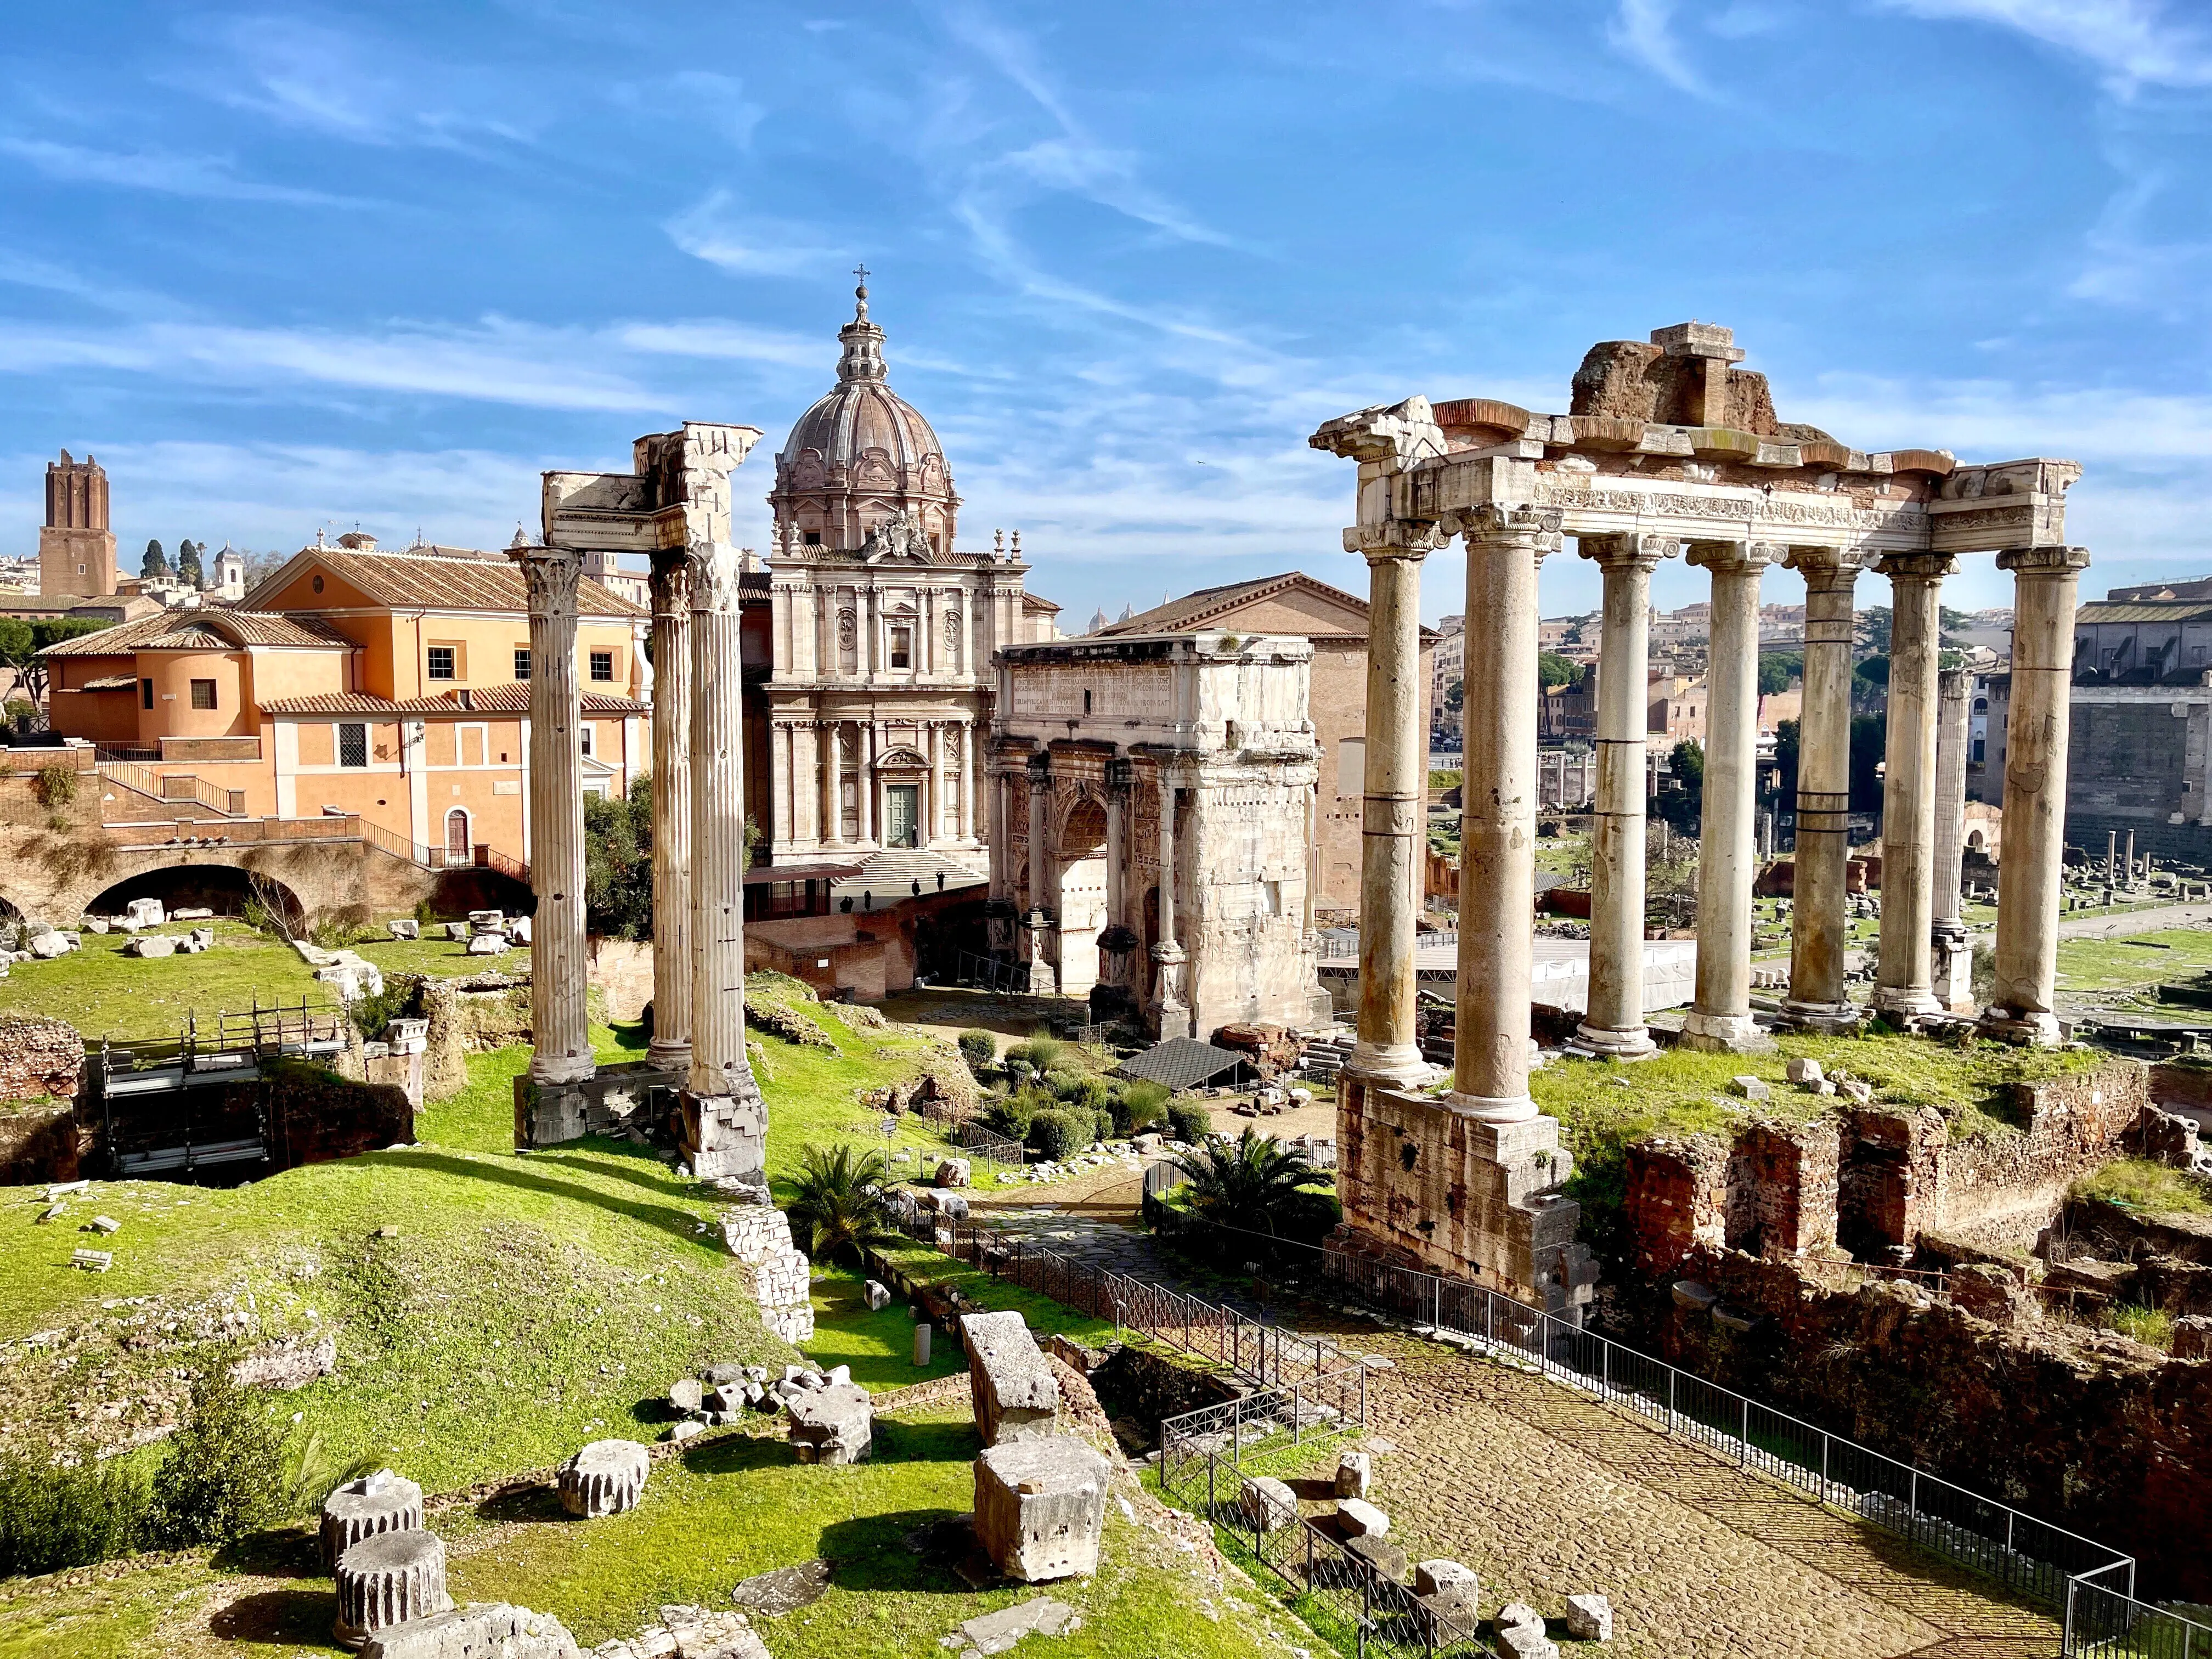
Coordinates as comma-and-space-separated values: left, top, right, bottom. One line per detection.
40, 449, 116, 597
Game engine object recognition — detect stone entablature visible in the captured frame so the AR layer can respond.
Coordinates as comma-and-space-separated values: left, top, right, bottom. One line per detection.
991, 632, 1322, 1034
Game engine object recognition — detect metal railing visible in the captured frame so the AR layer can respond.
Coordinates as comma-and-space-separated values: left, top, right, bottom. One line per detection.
96, 759, 245, 817
949, 1121, 1028, 1169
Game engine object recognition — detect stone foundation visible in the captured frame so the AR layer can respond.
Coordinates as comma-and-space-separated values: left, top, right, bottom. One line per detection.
722, 1203, 815, 1345
512, 1062, 682, 1149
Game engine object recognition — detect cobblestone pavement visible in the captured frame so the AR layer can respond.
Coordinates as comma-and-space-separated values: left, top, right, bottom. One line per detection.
1356, 1339, 2061, 1659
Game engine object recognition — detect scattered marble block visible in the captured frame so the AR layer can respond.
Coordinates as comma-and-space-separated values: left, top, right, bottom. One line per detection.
335, 1530, 453, 1650
786, 1382, 874, 1465
388, 919, 420, 940
1239, 1475, 1299, 1532
1334, 1449, 1370, 1498
913, 1323, 933, 1367
1838, 1079, 1873, 1103
359, 1601, 579, 1659
466, 933, 510, 956
123, 898, 165, 928
1728, 1075, 1769, 1100
960, 1310, 1060, 1445
974, 1436, 1110, 1583
321, 1469, 425, 1570
443, 923, 471, 942
126, 934, 178, 958
557, 1440, 650, 1517
1565, 1593, 1614, 1641
666, 1419, 704, 1444
1785, 1057, 1824, 1086
958, 1597, 1080, 1656
27, 931, 73, 959
1335, 1498, 1389, 1538
1496, 1624, 1560, 1659
934, 1158, 971, 1188
1412, 1559, 1482, 1630
864, 1279, 891, 1312
669, 1378, 704, 1414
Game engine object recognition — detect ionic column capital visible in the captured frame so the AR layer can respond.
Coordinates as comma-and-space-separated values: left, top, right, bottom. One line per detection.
1685, 538, 1781, 575
1350, 518, 1444, 562
1997, 544, 2093, 578
1782, 544, 1863, 589
1875, 551, 1961, 583
1577, 531, 1675, 573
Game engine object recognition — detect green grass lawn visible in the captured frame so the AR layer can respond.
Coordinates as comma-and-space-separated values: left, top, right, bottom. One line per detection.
2056, 928, 2212, 998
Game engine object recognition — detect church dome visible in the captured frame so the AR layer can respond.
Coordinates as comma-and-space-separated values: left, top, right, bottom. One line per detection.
770, 281, 960, 554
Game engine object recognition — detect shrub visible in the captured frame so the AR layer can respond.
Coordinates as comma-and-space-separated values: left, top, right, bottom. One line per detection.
32, 761, 77, 809
1166, 1101, 1211, 1145
149, 1361, 291, 1548
1165, 1127, 1323, 1238
985, 1087, 1053, 1140
1057, 1073, 1110, 1114
0, 1456, 148, 1576
1027, 1108, 1095, 1163
1093, 1105, 1117, 1143
1003, 1057, 1035, 1088
1007, 1036, 1066, 1074
958, 1028, 997, 1069
1119, 1081, 1170, 1133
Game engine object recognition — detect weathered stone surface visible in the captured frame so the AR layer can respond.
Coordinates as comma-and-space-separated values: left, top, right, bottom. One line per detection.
913, 1322, 932, 1367
957, 1597, 1081, 1656
126, 933, 177, 958
934, 1158, 971, 1188
721, 1203, 815, 1344
336, 1530, 452, 1649
123, 898, 165, 928
0, 1014, 86, 1102
1785, 1058, 1824, 1087
731, 1558, 833, 1616
558, 1440, 650, 1517
234, 1333, 337, 1392
961, 1310, 1059, 1445
1728, 1075, 1770, 1101
864, 1279, 891, 1311
974, 1436, 1109, 1583
1335, 1449, 1371, 1498
1415, 1559, 1480, 1600
1495, 1623, 1560, 1659
321, 1470, 424, 1570
2174, 1315, 2212, 1359
388, 919, 421, 940
1566, 1593, 1615, 1641
467, 933, 510, 956
1336, 1498, 1389, 1538
669, 1378, 704, 1414
360, 1602, 578, 1659
1239, 1475, 1298, 1531
786, 1382, 873, 1465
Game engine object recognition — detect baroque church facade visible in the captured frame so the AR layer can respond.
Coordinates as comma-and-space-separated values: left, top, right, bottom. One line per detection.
761, 284, 1059, 891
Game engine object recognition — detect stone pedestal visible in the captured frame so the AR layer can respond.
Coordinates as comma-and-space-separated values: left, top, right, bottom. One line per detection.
1983, 546, 2091, 1046
320, 1469, 424, 1570
722, 1203, 816, 1344
1572, 533, 1669, 1058
973, 1437, 1110, 1583
786, 1382, 874, 1464
557, 1440, 651, 1517
1683, 540, 1777, 1052
960, 1310, 1060, 1444
335, 1530, 452, 1650
647, 549, 696, 1070
1874, 552, 1957, 1019
1782, 549, 1860, 1030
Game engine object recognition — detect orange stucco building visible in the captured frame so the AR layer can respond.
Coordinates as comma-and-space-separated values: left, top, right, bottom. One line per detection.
39, 535, 651, 868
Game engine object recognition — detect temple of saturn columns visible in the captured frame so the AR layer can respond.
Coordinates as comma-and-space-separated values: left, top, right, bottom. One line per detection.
510, 422, 776, 1199
1311, 321, 2086, 1311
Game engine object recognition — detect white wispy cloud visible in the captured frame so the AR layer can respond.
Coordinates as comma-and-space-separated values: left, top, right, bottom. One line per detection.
1606, 0, 1709, 96
1874, 0, 2212, 92
0, 137, 348, 205
664, 190, 847, 278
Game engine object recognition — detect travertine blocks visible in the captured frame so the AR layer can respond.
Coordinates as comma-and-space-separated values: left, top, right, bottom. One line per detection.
321, 1469, 425, 1570
359, 1602, 580, 1659
1566, 1593, 1615, 1641
1239, 1475, 1299, 1532
1334, 1450, 1370, 1498
557, 1440, 650, 1517
1335, 1498, 1389, 1537
785, 1381, 874, 1464
335, 1530, 453, 1650
934, 1158, 970, 1188
722, 1203, 816, 1345
973, 1436, 1110, 1583
960, 1310, 1059, 1444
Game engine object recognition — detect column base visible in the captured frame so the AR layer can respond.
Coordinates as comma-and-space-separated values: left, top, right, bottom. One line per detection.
646, 1037, 693, 1071
680, 1062, 768, 1186
1440, 1089, 1538, 1125
1566, 1022, 1656, 1061
528, 1051, 597, 1087
1873, 986, 1945, 1019
1776, 998, 1861, 1035
1344, 1039, 1438, 1090
1977, 1007, 2063, 1048
1678, 1011, 1773, 1054
1149, 998, 1193, 1040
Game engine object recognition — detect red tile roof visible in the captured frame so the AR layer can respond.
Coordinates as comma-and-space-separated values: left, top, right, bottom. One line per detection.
244, 546, 644, 617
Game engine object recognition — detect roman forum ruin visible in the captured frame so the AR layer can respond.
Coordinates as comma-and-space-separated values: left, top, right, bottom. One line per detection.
1314, 321, 2086, 1308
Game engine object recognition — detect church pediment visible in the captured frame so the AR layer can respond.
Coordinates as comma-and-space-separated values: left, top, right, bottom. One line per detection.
876, 746, 930, 770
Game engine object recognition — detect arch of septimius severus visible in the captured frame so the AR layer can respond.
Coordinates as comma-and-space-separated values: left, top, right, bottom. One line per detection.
1312, 321, 2084, 1316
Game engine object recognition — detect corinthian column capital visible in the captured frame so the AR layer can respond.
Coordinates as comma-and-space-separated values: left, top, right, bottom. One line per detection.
511, 545, 584, 618
685, 542, 744, 616
1875, 551, 1961, 583
648, 546, 698, 614
1997, 544, 2093, 579
1451, 503, 1564, 561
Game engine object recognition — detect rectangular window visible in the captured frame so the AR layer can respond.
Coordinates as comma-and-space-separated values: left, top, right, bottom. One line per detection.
338, 723, 368, 768
141, 678, 154, 710
426, 646, 456, 681
190, 679, 217, 710
589, 650, 614, 682
579, 724, 594, 757
890, 628, 912, 669
514, 647, 531, 680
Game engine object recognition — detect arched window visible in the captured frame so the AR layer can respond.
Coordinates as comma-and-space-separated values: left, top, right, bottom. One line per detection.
445, 807, 472, 862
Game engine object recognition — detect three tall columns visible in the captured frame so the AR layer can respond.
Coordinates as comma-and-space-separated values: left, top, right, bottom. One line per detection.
514, 546, 594, 1086
1446, 507, 1558, 1120
646, 550, 694, 1071
1573, 534, 1669, 1059
1683, 540, 1778, 1052
1784, 549, 1860, 1029
1874, 553, 1959, 1018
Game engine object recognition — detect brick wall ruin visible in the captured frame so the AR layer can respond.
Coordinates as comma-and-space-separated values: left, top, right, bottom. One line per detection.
0, 1014, 87, 1103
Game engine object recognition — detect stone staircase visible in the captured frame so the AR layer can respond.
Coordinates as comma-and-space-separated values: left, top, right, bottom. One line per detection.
1300, 1027, 1355, 1084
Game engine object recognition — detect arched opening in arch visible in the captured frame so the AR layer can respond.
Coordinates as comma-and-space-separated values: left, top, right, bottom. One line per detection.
87, 865, 304, 933
1054, 798, 1109, 999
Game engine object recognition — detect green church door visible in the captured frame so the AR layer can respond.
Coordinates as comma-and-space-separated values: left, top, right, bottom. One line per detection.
886, 783, 919, 849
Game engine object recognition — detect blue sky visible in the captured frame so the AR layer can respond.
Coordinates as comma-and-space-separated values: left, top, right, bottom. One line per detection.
4, 1, 2211, 625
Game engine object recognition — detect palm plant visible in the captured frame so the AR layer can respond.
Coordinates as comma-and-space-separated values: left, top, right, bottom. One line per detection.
782, 1143, 896, 1265
1166, 1127, 1319, 1236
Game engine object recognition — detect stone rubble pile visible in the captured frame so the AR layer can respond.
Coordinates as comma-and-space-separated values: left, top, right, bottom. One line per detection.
586, 1605, 768, 1659
720, 1202, 815, 1344
785, 1379, 874, 1465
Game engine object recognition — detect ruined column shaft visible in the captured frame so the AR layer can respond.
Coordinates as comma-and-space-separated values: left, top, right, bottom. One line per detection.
1932, 670, 1972, 927
1786, 552, 1860, 1024
1985, 546, 2091, 1045
1150, 767, 1189, 1036
1450, 510, 1556, 1119
1348, 546, 1431, 1085
687, 543, 752, 1094
646, 551, 695, 1069
1684, 540, 1775, 1051
1575, 535, 1666, 1057
1874, 554, 1957, 1017
514, 546, 593, 1085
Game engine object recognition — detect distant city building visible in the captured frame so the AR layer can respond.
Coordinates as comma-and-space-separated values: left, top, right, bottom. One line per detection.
39, 450, 117, 599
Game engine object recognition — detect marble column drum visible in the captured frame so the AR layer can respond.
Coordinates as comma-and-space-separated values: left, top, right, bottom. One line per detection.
1573, 533, 1669, 1058
334, 1530, 451, 1650
1983, 545, 2092, 1045
1783, 548, 1861, 1029
511, 544, 594, 1086
646, 548, 696, 1070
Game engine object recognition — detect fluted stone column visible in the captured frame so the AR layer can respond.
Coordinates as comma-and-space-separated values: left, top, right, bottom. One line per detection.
1684, 540, 1777, 1052
1104, 780, 1126, 989
1347, 539, 1434, 1086
1983, 545, 2092, 1045
1447, 506, 1558, 1120
646, 549, 694, 1071
1784, 548, 1860, 1029
512, 545, 593, 1086
1574, 533, 1669, 1058
1931, 667, 1974, 1012
681, 542, 766, 1189
1150, 766, 1190, 1037
1874, 552, 1958, 1018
